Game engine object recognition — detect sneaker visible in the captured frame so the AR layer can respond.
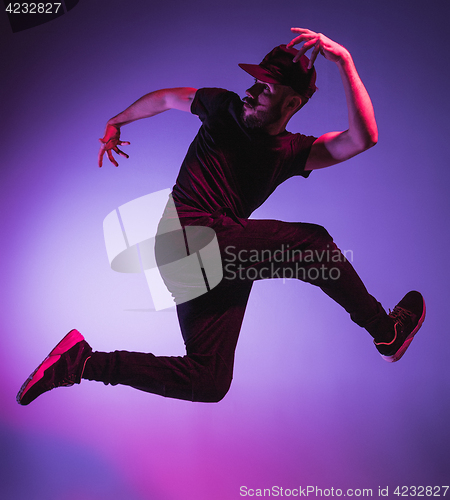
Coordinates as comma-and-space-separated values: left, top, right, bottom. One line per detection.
375, 291, 426, 362
17, 329, 92, 406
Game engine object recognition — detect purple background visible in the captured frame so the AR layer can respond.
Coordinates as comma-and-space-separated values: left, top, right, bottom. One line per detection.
1, 1, 449, 499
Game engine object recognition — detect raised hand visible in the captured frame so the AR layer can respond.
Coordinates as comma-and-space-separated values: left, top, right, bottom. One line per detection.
98, 124, 130, 167
287, 28, 349, 68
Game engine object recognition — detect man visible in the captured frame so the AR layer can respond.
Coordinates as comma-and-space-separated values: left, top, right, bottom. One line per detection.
17, 28, 425, 406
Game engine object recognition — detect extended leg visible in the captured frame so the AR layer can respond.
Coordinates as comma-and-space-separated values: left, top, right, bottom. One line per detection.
82, 279, 252, 402
210, 214, 424, 359
209, 215, 394, 340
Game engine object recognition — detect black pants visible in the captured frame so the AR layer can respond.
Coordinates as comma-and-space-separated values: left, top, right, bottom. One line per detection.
83, 211, 393, 402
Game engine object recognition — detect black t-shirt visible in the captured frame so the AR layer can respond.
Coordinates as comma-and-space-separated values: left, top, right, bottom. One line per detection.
172, 88, 317, 219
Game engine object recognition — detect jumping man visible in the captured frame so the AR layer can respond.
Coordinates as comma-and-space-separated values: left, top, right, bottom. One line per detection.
17, 28, 425, 406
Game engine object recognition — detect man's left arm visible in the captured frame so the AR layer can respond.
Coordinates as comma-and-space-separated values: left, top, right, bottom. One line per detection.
288, 28, 378, 171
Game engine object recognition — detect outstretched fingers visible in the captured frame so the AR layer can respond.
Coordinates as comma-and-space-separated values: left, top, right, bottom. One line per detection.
288, 28, 347, 66
288, 28, 321, 62
97, 138, 130, 167
113, 145, 129, 159
288, 27, 312, 42
98, 140, 107, 168
308, 40, 321, 68
288, 28, 316, 46
107, 148, 119, 167
292, 38, 318, 62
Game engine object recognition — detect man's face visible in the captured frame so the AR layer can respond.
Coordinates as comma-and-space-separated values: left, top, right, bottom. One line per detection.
241, 79, 289, 130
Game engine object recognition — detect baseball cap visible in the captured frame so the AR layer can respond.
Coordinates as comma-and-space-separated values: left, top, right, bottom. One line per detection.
239, 44, 317, 99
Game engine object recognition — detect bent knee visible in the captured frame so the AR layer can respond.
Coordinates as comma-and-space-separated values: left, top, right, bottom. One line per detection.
313, 224, 333, 243
299, 223, 335, 249
194, 376, 232, 403
189, 354, 233, 403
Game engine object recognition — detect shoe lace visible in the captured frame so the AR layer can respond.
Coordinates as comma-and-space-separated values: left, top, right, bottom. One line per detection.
389, 306, 412, 328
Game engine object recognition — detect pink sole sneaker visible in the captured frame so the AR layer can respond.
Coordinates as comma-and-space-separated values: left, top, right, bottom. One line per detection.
376, 291, 426, 363
17, 329, 92, 405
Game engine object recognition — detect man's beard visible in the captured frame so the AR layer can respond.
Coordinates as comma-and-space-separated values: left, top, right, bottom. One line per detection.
241, 100, 283, 130
241, 109, 267, 129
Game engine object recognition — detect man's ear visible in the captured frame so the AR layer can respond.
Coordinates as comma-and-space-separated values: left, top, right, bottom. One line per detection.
285, 94, 303, 114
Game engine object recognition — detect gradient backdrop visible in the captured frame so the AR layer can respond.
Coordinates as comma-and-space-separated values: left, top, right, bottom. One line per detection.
1, 1, 449, 499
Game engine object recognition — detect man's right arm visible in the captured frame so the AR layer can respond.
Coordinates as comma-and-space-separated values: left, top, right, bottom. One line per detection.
98, 87, 197, 167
